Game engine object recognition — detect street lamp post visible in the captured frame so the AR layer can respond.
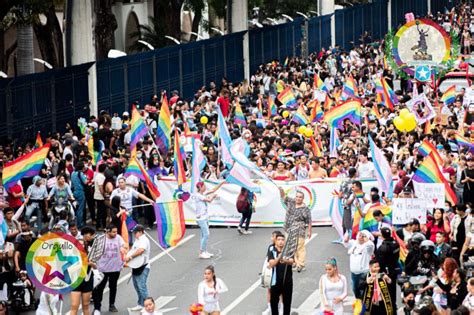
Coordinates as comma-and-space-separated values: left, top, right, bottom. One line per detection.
281, 14, 294, 22
210, 27, 224, 36
165, 36, 180, 45
33, 58, 53, 70
138, 40, 155, 50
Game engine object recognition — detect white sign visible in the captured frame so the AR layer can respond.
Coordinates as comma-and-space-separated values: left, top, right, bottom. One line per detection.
463, 87, 474, 107
313, 90, 327, 102
392, 198, 428, 225
413, 182, 445, 208
406, 93, 436, 124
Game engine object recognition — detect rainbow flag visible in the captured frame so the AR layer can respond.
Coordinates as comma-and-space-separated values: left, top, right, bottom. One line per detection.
257, 96, 264, 119
329, 167, 340, 178
329, 194, 344, 240
135, 157, 160, 200
124, 157, 145, 181
309, 100, 323, 122
234, 101, 247, 127
324, 100, 361, 128
342, 75, 358, 99
277, 87, 297, 109
392, 230, 408, 264
418, 139, 444, 166
34, 132, 43, 148
283, 57, 289, 67
441, 85, 456, 105
130, 105, 149, 154
371, 104, 381, 120
310, 137, 322, 157
2, 143, 50, 189
424, 119, 432, 135
156, 95, 171, 155
380, 77, 396, 111
413, 152, 457, 205
153, 200, 186, 248
351, 192, 366, 239
314, 73, 328, 92
455, 132, 474, 149
121, 213, 130, 246
173, 130, 187, 187
267, 96, 277, 118
87, 135, 103, 166
191, 138, 207, 193
361, 202, 392, 232
292, 105, 309, 125
324, 94, 333, 110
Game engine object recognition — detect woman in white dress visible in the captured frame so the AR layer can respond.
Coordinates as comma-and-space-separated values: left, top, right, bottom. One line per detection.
319, 257, 348, 315
197, 265, 228, 314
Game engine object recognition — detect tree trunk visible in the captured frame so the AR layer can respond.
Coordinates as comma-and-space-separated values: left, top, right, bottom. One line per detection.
190, 8, 202, 41
17, 23, 34, 76
33, 4, 64, 69
93, 0, 117, 60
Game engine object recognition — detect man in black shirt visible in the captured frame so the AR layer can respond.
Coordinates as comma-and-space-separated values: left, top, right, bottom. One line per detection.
267, 232, 294, 315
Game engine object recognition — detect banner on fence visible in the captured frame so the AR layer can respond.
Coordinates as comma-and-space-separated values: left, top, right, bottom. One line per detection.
156, 177, 383, 227
392, 198, 428, 225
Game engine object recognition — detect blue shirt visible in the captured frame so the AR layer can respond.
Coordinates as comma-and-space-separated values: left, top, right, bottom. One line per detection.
71, 171, 87, 194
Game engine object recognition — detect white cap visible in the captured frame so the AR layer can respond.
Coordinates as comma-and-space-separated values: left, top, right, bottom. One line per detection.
123, 111, 129, 116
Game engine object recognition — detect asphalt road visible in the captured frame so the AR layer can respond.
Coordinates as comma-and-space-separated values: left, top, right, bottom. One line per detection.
26, 226, 363, 315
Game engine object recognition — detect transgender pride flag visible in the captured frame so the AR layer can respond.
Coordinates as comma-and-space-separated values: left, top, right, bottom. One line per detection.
226, 162, 261, 193
368, 135, 393, 196
191, 137, 207, 193
329, 194, 344, 240
217, 107, 233, 168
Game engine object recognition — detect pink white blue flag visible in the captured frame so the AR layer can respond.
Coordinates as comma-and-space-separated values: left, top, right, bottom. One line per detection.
368, 135, 393, 196
191, 137, 207, 193
226, 162, 261, 193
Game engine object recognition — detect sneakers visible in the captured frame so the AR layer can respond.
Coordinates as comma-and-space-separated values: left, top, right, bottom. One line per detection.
109, 305, 118, 312
129, 305, 143, 311
262, 306, 271, 315
199, 252, 211, 259
297, 266, 306, 273
237, 227, 243, 234
243, 230, 253, 234
205, 252, 214, 257
93, 310, 101, 315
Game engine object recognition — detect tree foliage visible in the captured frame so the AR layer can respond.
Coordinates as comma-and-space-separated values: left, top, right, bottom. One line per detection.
248, 0, 317, 20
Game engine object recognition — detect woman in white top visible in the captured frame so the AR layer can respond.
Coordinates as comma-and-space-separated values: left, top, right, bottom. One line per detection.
463, 277, 474, 311
198, 265, 228, 314
141, 297, 163, 315
319, 257, 348, 315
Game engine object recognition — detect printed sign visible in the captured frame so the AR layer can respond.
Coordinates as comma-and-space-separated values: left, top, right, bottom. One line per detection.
413, 182, 445, 208
406, 93, 436, 124
392, 198, 428, 224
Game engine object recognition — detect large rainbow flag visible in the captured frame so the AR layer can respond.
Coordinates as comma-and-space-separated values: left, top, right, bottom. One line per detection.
124, 157, 146, 181
455, 132, 474, 150
277, 87, 297, 108
418, 139, 444, 166
314, 73, 329, 92
2, 143, 50, 189
135, 157, 160, 200
360, 202, 392, 232
292, 105, 309, 125
156, 95, 172, 155
323, 100, 361, 128
342, 75, 358, 99
441, 85, 456, 105
130, 105, 149, 154
153, 200, 186, 248
173, 130, 187, 187
412, 152, 457, 205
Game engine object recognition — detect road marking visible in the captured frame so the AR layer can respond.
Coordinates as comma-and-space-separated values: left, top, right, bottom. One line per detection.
65, 234, 195, 315
221, 234, 318, 315
128, 296, 177, 314
294, 289, 321, 313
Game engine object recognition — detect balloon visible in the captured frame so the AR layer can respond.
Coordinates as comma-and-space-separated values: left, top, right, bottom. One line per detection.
404, 116, 417, 132
298, 126, 307, 134
282, 111, 289, 118
405, 113, 416, 122
399, 108, 410, 119
304, 128, 314, 137
200, 116, 208, 124
393, 116, 404, 131
281, 119, 289, 125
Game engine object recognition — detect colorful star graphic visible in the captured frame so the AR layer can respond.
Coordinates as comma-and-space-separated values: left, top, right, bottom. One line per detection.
34, 242, 79, 285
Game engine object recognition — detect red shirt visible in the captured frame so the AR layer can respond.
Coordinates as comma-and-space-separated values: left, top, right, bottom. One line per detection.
217, 96, 230, 118
426, 220, 448, 243
7, 184, 23, 208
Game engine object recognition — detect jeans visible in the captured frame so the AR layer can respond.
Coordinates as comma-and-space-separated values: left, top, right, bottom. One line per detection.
239, 211, 252, 230
93, 271, 120, 310
25, 202, 43, 230
351, 272, 366, 299
132, 268, 149, 306
197, 219, 209, 252
74, 192, 86, 228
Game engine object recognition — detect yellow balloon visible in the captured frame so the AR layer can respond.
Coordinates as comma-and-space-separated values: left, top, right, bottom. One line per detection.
393, 116, 404, 131
399, 108, 410, 119
282, 111, 289, 118
304, 128, 314, 137
404, 116, 417, 132
298, 126, 307, 134
200, 116, 208, 124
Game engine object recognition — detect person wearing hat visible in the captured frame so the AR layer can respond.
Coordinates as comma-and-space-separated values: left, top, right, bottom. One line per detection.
125, 225, 151, 311
396, 218, 420, 243
25, 176, 48, 231
346, 230, 375, 299
122, 112, 130, 125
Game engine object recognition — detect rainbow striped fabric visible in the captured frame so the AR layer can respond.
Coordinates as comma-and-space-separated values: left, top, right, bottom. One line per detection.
418, 139, 444, 165
309, 100, 323, 122
86, 135, 103, 166
124, 157, 145, 181
351, 192, 367, 239
323, 94, 333, 110
314, 73, 329, 92
267, 96, 277, 118
34, 132, 43, 148
191, 138, 207, 193
342, 75, 358, 99
292, 105, 309, 125
380, 77, 397, 110
277, 87, 297, 108
156, 95, 172, 155
310, 137, 322, 157
234, 101, 247, 127
413, 153, 457, 205
361, 202, 392, 232
392, 230, 408, 264
455, 132, 474, 149
173, 130, 187, 187
130, 105, 149, 154
441, 85, 456, 105
323, 100, 361, 128
154, 200, 186, 248
2, 143, 50, 189
135, 157, 160, 200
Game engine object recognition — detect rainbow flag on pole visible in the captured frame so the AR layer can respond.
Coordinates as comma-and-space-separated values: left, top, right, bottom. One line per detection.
342, 75, 358, 99
309, 100, 323, 122
418, 139, 444, 165
130, 105, 149, 154
2, 143, 50, 189
292, 105, 309, 125
153, 200, 186, 248
34, 132, 43, 148
310, 136, 322, 157
277, 87, 297, 108
441, 85, 456, 105
135, 157, 160, 200
156, 95, 172, 155
361, 202, 392, 232
380, 77, 397, 110
234, 101, 247, 127
454, 132, 474, 150
124, 157, 145, 181
173, 130, 187, 187
323, 100, 361, 128
314, 73, 329, 92
267, 96, 277, 118
392, 229, 408, 265
413, 153, 457, 205
369, 135, 393, 195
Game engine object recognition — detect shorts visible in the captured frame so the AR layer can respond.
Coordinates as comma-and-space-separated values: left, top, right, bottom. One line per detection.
73, 273, 93, 293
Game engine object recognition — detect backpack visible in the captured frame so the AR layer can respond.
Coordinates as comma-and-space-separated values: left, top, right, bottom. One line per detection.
236, 190, 249, 213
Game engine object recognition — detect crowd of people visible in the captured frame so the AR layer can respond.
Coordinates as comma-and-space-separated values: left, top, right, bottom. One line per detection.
0, 2, 474, 315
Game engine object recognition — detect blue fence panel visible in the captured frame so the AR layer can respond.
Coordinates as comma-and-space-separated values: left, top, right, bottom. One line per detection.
391, 0, 428, 29
97, 58, 126, 114
224, 32, 245, 84
204, 38, 226, 88
431, 0, 461, 14
0, 79, 9, 139
372, 0, 388, 40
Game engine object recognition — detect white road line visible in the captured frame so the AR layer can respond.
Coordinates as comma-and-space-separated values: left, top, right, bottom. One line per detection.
154, 296, 176, 309
65, 234, 195, 315
295, 289, 321, 313
221, 233, 318, 315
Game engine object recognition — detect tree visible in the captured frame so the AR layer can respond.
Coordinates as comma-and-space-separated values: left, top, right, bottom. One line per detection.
93, 0, 117, 60
184, 0, 205, 41
248, 0, 317, 21
129, 15, 168, 52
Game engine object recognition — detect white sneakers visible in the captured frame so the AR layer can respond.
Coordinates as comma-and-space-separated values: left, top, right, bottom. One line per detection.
93, 310, 101, 315
238, 227, 253, 235
199, 252, 214, 259
243, 230, 253, 234
129, 305, 143, 311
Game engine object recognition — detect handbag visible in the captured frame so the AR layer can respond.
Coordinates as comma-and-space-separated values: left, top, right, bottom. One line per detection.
92, 269, 104, 288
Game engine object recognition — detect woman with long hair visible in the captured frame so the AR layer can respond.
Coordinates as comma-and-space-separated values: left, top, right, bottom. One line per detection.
319, 257, 347, 315
425, 208, 451, 243
197, 265, 228, 315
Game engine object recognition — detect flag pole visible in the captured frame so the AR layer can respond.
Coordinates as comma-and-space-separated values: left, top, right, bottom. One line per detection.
143, 230, 177, 262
